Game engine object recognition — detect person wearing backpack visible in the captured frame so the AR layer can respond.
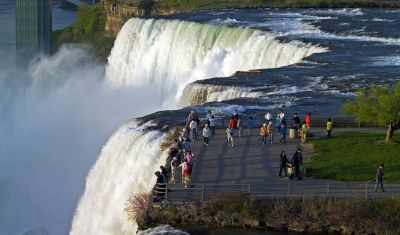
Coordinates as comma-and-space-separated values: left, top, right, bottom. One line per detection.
179, 159, 191, 188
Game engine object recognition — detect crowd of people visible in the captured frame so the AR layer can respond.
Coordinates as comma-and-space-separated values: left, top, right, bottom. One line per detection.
153, 109, 338, 199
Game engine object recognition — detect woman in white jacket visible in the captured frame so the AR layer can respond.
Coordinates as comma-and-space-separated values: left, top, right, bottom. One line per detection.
202, 124, 211, 145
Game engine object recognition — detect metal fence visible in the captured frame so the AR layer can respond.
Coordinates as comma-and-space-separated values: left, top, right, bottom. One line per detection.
153, 182, 400, 202
208, 115, 386, 129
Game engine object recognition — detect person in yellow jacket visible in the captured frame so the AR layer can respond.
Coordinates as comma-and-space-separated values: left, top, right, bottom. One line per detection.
326, 118, 333, 137
260, 123, 269, 145
301, 122, 308, 144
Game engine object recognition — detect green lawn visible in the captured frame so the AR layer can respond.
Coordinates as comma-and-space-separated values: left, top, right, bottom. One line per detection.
304, 133, 400, 182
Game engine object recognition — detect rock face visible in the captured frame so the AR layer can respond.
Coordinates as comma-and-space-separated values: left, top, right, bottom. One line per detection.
102, 0, 179, 36
141, 199, 393, 234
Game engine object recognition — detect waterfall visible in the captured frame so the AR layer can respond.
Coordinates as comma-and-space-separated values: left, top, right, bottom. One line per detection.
70, 121, 166, 235
71, 18, 327, 235
182, 83, 264, 105
106, 18, 327, 105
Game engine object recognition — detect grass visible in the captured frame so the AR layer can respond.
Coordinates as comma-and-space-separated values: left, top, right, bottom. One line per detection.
304, 132, 400, 182
52, 3, 115, 61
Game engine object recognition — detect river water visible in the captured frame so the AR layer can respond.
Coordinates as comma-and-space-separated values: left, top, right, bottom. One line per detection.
0, 2, 399, 235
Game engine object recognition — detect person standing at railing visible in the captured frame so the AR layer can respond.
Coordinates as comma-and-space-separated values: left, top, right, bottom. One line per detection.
301, 122, 308, 144
326, 118, 333, 138
247, 116, 254, 136
153, 171, 165, 200
209, 116, 216, 135
374, 164, 385, 192
279, 151, 290, 177
202, 124, 211, 146
179, 159, 191, 188
160, 165, 169, 184
260, 123, 269, 145
190, 119, 198, 140
170, 157, 178, 184
226, 127, 234, 147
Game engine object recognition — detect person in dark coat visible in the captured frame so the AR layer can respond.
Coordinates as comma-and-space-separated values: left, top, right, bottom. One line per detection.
154, 171, 165, 199
374, 164, 385, 192
279, 151, 290, 177
291, 149, 303, 180
160, 165, 168, 183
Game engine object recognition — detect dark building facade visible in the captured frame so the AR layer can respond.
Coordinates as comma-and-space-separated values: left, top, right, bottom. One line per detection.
16, 0, 52, 63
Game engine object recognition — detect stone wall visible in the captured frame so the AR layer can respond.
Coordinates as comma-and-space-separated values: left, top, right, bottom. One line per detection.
101, 0, 179, 36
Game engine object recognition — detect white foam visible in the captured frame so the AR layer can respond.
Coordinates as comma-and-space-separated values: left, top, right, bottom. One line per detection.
106, 18, 327, 105
138, 225, 189, 235
70, 121, 166, 235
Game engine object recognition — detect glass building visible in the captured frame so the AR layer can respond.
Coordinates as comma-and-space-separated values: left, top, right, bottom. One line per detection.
16, 0, 52, 63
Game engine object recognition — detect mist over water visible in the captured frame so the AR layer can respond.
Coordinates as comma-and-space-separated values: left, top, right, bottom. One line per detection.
0, 45, 165, 235
0, 17, 324, 235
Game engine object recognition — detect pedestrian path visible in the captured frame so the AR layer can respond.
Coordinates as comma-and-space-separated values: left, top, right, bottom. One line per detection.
166, 127, 400, 201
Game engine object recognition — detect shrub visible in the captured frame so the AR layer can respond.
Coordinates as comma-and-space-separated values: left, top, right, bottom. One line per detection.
124, 191, 152, 226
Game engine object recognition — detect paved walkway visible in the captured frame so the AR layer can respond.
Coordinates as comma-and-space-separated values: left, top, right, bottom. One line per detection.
166, 127, 400, 200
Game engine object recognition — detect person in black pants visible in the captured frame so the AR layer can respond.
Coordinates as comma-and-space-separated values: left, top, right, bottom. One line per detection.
153, 171, 166, 201
291, 149, 303, 180
279, 151, 290, 177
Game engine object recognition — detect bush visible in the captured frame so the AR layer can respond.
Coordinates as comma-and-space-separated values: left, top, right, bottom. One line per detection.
124, 191, 152, 226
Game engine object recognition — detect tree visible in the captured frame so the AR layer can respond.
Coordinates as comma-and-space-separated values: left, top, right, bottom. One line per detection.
343, 82, 400, 142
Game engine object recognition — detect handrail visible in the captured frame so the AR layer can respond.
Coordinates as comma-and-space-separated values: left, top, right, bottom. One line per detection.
195, 114, 386, 129
153, 182, 400, 202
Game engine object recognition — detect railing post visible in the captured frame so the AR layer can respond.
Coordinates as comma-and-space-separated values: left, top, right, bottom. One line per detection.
365, 183, 368, 199
165, 183, 168, 201
202, 184, 205, 200
288, 183, 291, 196
248, 184, 251, 193
327, 183, 330, 197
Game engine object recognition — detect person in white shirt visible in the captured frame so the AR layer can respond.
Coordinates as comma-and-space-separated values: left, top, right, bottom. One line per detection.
209, 116, 216, 135
226, 127, 234, 147
279, 110, 285, 120
265, 112, 272, 124
205, 110, 212, 125
202, 124, 211, 145
189, 119, 198, 140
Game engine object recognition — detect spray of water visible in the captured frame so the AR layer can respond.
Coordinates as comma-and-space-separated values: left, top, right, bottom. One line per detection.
0, 17, 325, 235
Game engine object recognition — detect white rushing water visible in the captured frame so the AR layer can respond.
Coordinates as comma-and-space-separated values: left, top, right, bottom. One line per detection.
70, 121, 166, 235
182, 83, 264, 105
70, 18, 328, 235
0, 16, 326, 235
106, 18, 327, 105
